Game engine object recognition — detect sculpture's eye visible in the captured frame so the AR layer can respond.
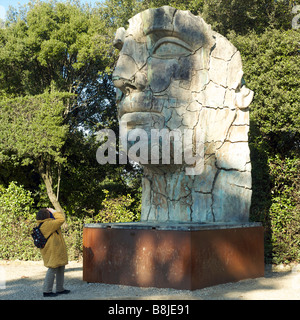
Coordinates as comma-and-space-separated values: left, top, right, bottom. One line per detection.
152, 37, 193, 58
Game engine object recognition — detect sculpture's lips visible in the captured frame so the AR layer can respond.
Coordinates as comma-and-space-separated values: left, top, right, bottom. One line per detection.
118, 91, 154, 119
120, 112, 165, 130
120, 112, 152, 127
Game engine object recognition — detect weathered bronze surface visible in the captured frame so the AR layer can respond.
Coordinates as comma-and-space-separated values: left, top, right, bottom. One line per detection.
83, 223, 264, 290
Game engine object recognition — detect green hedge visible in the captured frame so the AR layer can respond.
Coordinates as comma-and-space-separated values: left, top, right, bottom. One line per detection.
0, 178, 299, 264
267, 156, 300, 264
0, 182, 140, 261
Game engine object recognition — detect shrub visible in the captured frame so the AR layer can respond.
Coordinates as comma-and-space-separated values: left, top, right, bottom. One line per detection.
0, 181, 40, 260
230, 28, 300, 264
62, 216, 93, 261
93, 189, 140, 223
0, 184, 141, 261
0, 181, 34, 220
268, 155, 300, 264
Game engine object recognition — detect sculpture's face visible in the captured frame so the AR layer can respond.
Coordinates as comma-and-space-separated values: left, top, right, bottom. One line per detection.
112, 7, 213, 163
112, 6, 253, 166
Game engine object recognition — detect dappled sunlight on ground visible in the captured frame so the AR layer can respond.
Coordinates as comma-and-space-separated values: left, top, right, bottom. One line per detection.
1, 260, 300, 300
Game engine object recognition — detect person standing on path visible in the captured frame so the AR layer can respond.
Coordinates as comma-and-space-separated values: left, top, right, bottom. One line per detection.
36, 208, 70, 297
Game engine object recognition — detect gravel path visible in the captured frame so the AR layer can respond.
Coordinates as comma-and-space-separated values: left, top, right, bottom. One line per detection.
1, 260, 300, 300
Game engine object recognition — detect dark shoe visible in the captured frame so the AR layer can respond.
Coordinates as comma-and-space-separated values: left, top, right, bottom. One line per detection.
57, 289, 71, 295
43, 292, 57, 297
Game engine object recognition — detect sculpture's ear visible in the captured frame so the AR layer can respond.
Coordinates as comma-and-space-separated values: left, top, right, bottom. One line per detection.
113, 27, 126, 50
235, 86, 254, 109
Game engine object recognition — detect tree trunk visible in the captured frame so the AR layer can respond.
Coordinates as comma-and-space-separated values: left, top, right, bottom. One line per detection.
38, 157, 65, 216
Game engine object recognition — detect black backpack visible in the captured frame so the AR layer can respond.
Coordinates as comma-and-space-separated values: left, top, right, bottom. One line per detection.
31, 223, 51, 249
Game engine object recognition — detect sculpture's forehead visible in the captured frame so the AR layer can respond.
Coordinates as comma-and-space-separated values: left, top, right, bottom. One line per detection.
125, 6, 213, 51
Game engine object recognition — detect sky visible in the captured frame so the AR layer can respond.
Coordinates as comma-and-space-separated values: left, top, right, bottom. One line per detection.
0, 0, 103, 20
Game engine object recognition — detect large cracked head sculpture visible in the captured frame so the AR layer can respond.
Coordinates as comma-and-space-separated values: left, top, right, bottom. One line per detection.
112, 6, 253, 223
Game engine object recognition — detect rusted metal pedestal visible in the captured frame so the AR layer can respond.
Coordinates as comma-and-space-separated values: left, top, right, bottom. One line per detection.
83, 222, 264, 290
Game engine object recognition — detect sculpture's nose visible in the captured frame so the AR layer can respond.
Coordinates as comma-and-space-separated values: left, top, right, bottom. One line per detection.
112, 57, 147, 95
112, 28, 147, 96
112, 54, 138, 94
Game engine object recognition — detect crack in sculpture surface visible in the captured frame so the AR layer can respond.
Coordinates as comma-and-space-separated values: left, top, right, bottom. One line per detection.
112, 6, 254, 223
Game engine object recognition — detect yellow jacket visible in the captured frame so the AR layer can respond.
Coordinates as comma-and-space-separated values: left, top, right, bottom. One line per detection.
37, 211, 68, 268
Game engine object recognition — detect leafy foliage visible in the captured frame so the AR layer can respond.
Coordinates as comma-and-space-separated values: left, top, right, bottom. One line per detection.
0, 1, 111, 97
0, 182, 39, 260
0, 183, 141, 261
94, 189, 140, 223
0, 181, 34, 220
230, 29, 300, 155
0, 1, 125, 212
268, 156, 300, 263
230, 28, 300, 263
200, 0, 295, 35
0, 93, 70, 165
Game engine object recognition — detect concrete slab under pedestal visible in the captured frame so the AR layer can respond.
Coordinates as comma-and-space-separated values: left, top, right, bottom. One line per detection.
83, 222, 264, 290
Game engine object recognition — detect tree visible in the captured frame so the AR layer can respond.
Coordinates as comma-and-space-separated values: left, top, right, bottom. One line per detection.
229, 28, 300, 155
200, 0, 295, 36
1, 0, 112, 97
0, 1, 115, 212
229, 27, 300, 262
0, 0, 142, 214
0, 93, 70, 213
